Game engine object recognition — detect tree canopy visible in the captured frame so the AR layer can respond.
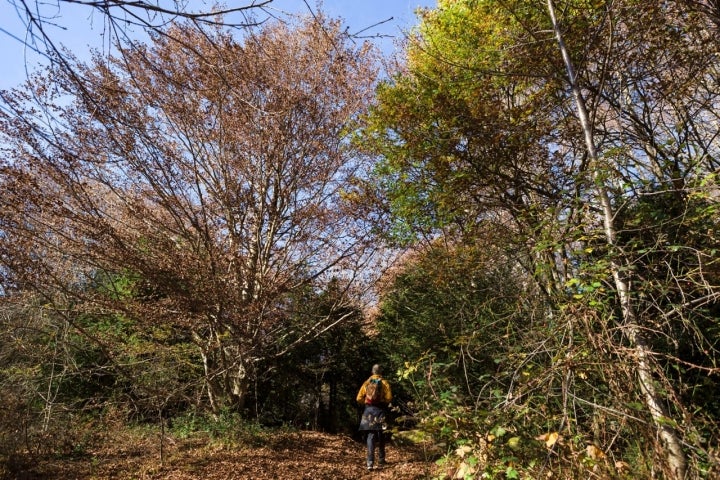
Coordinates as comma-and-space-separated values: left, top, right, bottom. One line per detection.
1, 1, 720, 478
361, 0, 720, 478
1, 14, 379, 412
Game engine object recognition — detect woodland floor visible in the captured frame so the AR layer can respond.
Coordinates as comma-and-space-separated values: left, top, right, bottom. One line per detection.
4, 430, 437, 480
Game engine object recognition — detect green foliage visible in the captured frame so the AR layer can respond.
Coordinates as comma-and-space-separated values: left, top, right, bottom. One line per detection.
170, 407, 276, 447
363, 0, 720, 476
372, 206, 719, 477
92, 270, 142, 300
251, 279, 374, 433
357, 0, 575, 246
378, 243, 524, 400
376, 243, 567, 475
613, 180, 720, 453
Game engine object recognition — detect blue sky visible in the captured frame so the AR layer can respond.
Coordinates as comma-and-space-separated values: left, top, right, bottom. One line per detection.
0, 0, 436, 91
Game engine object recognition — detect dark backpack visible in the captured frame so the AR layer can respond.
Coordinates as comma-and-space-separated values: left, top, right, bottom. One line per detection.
365, 377, 383, 404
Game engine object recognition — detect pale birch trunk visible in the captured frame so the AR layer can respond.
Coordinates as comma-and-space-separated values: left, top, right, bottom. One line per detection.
546, 2, 688, 478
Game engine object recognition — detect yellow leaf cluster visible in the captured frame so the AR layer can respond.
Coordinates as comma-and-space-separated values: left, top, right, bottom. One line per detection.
455, 444, 472, 458
454, 461, 476, 479
535, 431, 559, 448
586, 444, 605, 460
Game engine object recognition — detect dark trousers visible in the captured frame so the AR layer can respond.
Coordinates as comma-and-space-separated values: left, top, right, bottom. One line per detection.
366, 430, 385, 466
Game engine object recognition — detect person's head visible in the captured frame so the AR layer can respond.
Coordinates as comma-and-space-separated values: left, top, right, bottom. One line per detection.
372, 364, 382, 375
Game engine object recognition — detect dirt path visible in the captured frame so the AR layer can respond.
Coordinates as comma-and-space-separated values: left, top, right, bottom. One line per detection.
12, 431, 435, 479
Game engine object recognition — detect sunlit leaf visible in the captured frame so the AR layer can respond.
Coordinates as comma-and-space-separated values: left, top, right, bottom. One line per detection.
507, 436, 521, 450
586, 444, 605, 460
455, 444, 472, 458
536, 431, 559, 448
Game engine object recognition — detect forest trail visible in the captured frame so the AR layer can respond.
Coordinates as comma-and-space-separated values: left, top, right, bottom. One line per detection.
14, 431, 434, 479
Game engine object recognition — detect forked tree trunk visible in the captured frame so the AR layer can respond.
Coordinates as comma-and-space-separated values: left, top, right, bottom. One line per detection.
546, 2, 687, 478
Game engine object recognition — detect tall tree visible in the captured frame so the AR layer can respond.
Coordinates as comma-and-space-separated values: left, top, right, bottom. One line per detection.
0, 15, 380, 411
546, 2, 687, 475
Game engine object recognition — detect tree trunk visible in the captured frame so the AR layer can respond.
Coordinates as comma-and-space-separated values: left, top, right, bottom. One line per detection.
195, 332, 220, 413
546, 2, 687, 478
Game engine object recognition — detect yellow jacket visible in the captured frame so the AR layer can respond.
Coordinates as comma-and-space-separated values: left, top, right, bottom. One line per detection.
356, 374, 392, 406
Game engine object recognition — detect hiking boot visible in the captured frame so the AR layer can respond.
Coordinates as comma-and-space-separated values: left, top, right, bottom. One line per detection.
367, 462, 373, 470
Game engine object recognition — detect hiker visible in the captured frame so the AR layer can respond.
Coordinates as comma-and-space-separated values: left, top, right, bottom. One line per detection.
356, 364, 392, 470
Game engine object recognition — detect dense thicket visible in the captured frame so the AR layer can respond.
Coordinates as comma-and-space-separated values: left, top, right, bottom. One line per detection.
362, 0, 720, 478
